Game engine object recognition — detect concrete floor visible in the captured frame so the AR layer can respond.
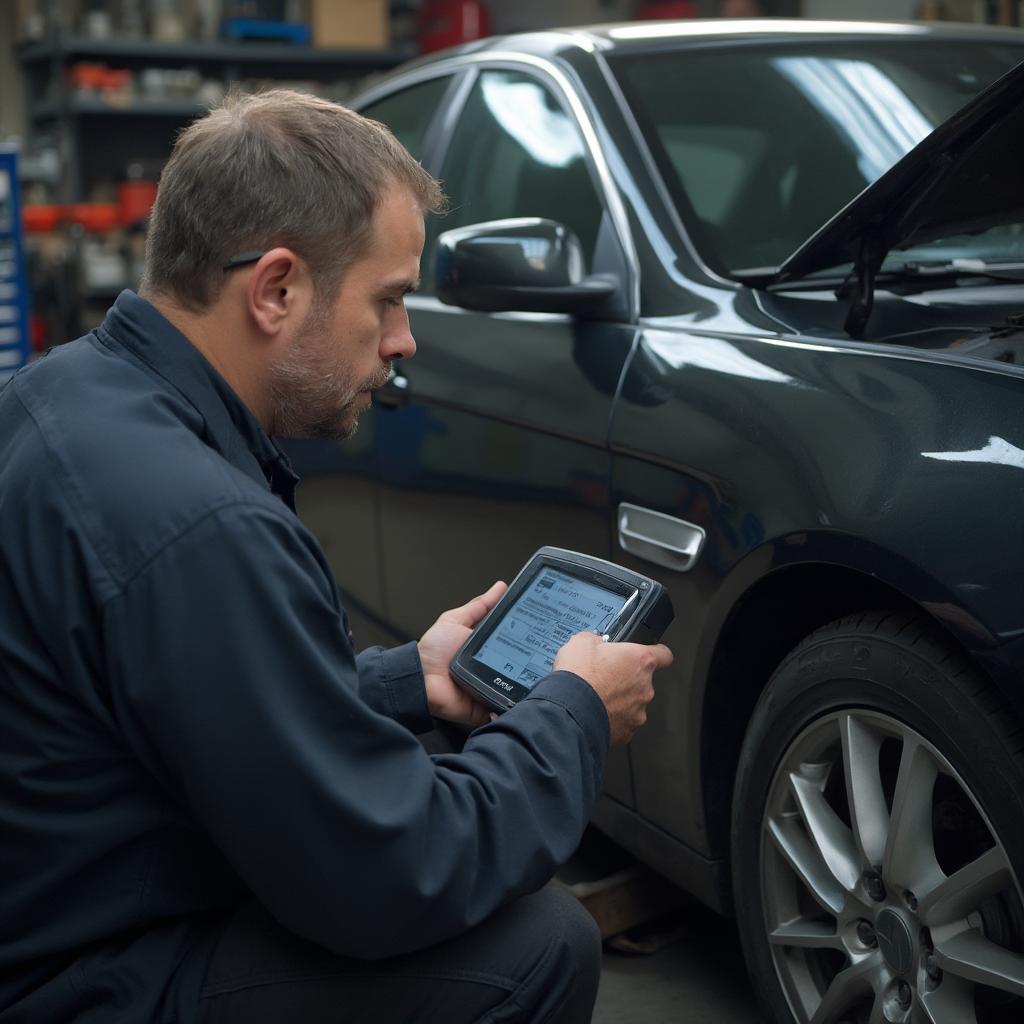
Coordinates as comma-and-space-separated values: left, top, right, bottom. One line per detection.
558, 828, 766, 1023
593, 906, 765, 1024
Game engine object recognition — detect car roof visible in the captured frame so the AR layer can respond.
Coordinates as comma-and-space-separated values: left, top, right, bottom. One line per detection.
576, 18, 1024, 49
385, 19, 1024, 80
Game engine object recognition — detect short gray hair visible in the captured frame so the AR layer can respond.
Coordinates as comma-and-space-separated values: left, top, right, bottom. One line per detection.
141, 89, 445, 312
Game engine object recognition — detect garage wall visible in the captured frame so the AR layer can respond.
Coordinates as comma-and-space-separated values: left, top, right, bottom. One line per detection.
491, 0, 652, 34
801, 0, 919, 18
0, 4, 25, 143
490, 0, 803, 33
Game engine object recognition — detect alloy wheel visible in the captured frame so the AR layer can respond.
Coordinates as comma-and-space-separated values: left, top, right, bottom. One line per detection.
761, 709, 1024, 1023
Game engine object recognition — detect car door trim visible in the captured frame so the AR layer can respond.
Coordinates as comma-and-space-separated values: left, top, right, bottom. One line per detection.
356, 52, 640, 322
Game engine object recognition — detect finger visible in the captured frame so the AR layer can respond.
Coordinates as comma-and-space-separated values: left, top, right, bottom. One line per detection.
443, 580, 507, 628
469, 706, 492, 728
553, 630, 602, 666
565, 630, 604, 649
617, 641, 674, 669
650, 643, 674, 670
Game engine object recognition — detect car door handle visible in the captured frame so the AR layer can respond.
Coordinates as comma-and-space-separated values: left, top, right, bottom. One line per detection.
373, 372, 410, 409
617, 503, 705, 573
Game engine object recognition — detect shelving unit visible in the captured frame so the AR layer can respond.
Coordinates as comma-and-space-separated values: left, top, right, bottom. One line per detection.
16, 31, 412, 341
18, 33, 412, 203
18, 33, 410, 74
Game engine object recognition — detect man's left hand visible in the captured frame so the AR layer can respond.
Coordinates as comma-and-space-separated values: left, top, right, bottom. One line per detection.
418, 581, 507, 727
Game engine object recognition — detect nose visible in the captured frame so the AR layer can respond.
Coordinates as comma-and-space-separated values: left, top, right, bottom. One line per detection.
381, 304, 416, 362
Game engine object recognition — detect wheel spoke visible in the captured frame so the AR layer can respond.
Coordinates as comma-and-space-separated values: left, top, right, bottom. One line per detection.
768, 815, 846, 916
917, 978, 979, 1024
808, 954, 877, 1024
867, 991, 886, 1024
761, 708, 1024, 1024
839, 713, 889, 868
882, 736, 942, 894
790, 770, 861, 891
918, 846, 1013, 928
935, 928, 1024, 998
769, 919, 844, 949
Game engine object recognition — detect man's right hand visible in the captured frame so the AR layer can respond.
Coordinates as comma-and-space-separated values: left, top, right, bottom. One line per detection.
553, 632, 673, 746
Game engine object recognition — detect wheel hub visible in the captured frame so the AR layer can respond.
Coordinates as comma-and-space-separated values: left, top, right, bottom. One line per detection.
875, 907, 915, 976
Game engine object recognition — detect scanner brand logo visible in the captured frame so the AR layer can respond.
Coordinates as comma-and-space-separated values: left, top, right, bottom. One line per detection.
493, 677, 513, 692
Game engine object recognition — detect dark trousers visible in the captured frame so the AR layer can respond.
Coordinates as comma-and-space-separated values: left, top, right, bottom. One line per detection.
196, 883, 602, 1024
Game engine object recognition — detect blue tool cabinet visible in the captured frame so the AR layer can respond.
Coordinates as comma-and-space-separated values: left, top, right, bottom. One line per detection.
0, 146, 30, 386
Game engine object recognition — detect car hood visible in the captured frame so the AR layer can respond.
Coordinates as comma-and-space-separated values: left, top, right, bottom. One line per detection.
749, 57, 1024, 286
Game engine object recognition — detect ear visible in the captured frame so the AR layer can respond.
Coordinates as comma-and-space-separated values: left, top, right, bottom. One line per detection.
245, 247, 313, 342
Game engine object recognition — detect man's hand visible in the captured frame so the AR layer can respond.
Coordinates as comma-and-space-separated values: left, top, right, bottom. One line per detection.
418, 581, 507, 728
554, 632, 673, 745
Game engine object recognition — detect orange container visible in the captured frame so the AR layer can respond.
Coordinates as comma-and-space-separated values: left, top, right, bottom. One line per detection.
22, 204, 63, 233
67, 203, 119, 232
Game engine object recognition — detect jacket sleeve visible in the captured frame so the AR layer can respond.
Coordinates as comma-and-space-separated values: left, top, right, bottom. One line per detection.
101, 501, 609, 960
354, 642, 434, 735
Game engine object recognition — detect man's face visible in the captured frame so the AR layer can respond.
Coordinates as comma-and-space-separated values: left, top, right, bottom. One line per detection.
269, 185, 424, 440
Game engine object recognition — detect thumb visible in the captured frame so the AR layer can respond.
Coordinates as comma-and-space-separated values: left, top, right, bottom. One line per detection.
444, 580, 507, 629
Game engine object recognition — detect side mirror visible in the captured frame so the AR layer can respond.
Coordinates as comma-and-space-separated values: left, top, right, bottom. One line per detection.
435, 218, 619, 318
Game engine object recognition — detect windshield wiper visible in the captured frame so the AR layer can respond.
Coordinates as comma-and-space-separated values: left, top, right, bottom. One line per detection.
742, 257, 1024, 339
832, 255, 1024, 338
757, 258, 1024, 290
876, 257, 1024, 283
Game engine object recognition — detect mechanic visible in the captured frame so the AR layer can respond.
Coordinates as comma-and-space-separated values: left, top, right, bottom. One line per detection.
0, 90, 672, 1024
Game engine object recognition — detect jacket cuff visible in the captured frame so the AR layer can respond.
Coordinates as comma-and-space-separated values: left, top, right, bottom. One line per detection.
521, 671, 611, 764
356, 642, 433, 734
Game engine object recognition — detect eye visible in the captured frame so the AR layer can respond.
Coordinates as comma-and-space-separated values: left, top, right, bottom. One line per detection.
382, 296, 404, 310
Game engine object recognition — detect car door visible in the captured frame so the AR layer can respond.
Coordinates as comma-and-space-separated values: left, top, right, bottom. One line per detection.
370, 64, 639, 803
289, 73, 457, 649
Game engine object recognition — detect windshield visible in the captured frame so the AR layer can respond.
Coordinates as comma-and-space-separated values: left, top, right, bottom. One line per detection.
611, 40, 1024, 275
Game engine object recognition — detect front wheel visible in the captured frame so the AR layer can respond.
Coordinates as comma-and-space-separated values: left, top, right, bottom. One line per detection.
732, 611, 1024, 1024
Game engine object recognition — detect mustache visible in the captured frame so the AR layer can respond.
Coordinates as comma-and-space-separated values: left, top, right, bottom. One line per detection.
364, 363, 394, 391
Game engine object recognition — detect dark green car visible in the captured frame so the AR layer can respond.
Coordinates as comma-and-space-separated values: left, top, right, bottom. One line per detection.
287, 19, 1024, 1024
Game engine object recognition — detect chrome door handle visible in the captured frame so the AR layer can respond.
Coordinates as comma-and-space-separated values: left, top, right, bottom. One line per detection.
617, 503, 705, 573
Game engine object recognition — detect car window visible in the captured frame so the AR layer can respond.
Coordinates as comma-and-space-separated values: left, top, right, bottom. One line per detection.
659, 125, 767, 228
425, 69, 604, 288
612, 41, 1024, 274
360, 75, 453, 162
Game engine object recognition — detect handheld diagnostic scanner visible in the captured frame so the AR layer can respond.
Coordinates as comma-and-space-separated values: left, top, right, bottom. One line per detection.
451, 547, 674, 713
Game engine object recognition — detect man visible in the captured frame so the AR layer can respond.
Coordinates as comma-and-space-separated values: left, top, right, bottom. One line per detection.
0, 91, 671, 1023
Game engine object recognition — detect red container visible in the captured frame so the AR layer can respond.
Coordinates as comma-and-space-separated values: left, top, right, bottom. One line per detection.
419, 0, 490, 54
118, 179, 158, 227
638, 1, 698, 17
22, 204, 62, 233
67, 203, 119, 233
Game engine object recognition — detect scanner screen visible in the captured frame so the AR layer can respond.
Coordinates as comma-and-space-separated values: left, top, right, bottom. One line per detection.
475, 567, 631, 689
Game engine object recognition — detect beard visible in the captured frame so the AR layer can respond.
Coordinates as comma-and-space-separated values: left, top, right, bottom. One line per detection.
268, 306, 391, 441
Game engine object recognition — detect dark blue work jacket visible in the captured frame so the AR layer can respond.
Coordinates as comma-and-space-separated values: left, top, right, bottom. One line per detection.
0, 292, 609, 1023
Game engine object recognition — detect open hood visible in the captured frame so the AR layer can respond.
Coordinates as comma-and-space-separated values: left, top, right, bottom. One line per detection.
744, 56, 1024, 327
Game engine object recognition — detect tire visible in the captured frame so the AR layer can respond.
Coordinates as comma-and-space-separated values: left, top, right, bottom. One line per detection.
731, 610, 1024, 1024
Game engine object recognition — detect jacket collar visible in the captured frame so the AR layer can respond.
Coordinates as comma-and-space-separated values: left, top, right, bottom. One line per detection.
98, 291, 298, 510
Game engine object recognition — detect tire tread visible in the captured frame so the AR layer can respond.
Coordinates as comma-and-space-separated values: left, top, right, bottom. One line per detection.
778, 607, 1024, 778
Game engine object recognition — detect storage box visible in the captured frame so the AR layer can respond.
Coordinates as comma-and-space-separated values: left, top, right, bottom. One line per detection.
310, 0, 389, 50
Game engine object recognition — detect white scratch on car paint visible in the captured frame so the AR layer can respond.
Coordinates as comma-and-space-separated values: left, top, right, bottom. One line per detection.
921, 436, 1024, 469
